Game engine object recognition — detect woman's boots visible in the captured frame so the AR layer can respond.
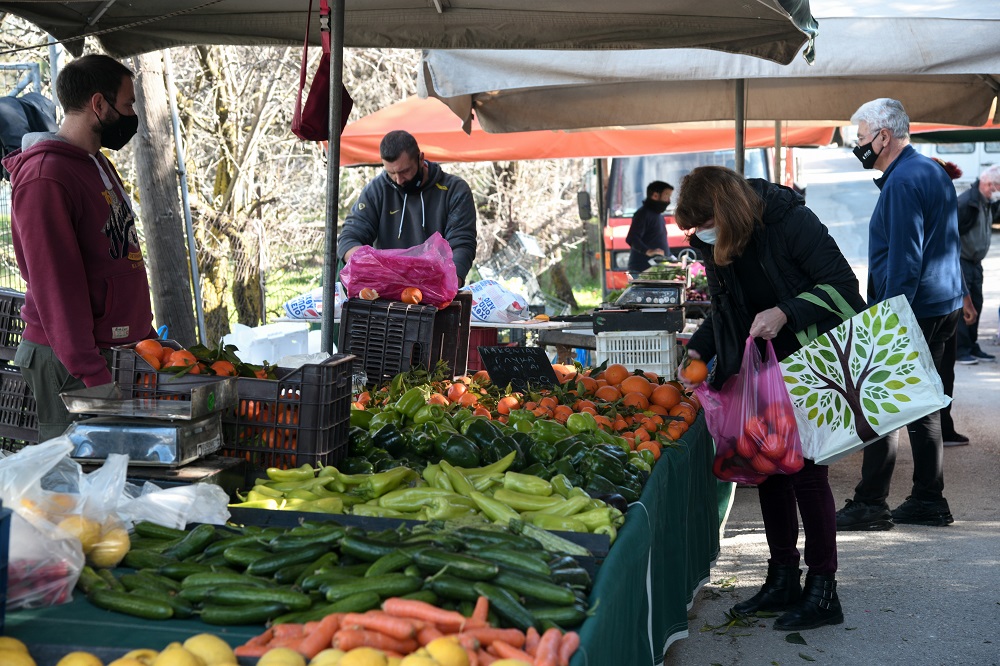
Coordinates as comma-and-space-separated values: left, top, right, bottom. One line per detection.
773, 573, 844, 631
731, 563, 802, 616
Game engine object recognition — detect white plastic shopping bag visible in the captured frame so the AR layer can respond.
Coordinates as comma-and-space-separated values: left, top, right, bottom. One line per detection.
781, 295, 949, 464
463, 280, 530, 324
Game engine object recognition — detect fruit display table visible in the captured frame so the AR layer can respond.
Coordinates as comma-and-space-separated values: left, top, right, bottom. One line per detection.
4, 417, 727, 664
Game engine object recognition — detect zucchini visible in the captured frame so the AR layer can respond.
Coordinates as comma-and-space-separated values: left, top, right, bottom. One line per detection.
508, 519, 591, 557
459, 526, 539, 551
550, 566, 592, 590
473, 547, 552, 578
76, 566, 110, 595
293, 552, 342, 587
268, 526, 345, 551
202, 586, 314, 611
493, 570, 577, 606
428, 574, 480, 602
178, 584, 224, 603
97, 568, 125, 592
339, 534, 400, 562
222, 546, 272, 569
199, 602, 288, 625
88, 588, 174, 620
365, 550, 414, 577
274, 561, 315, 585
162, 523, 218, 560
324, 574, 423, 603
132, 521, 189, 541
158, 561, 215, 581
202, 534, 265, 558
136, 588, 196, 619
300, 570, 361, 593
529, 603, 588, 628
412, 549, 499, 581
119, 572, 181, 594
121, 549, 178, 570
182, 571, 274, 588
401, 589, 439, 605
473, 581, 536, 631
245, 542, 332, 577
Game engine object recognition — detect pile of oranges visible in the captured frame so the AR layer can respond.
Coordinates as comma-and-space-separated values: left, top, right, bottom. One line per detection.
133, 339, 254, 378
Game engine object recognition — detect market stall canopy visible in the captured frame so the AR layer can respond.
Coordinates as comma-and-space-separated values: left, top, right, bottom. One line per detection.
910, 120, 1000, 144
420, 2, 1000, 132
340, 96, 834, 166
0, 0, 816, 63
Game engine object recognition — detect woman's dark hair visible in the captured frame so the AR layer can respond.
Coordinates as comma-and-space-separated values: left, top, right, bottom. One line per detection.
380, 130, 421, 162
674, 166, 763, 266
57, 54, 133, 113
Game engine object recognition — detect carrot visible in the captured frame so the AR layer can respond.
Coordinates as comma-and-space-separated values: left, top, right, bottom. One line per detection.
272, 623, 306, 640
534, 627, 562, 666
382, 597, 472, 631
233, 644, 270, 658
243, 628, 274, 647
478, 649, 498, 665
525, 626, 541, 656
297, 612, 342, 658
417, 624, 444, 646
332, 627, 418, 654
460, 627, 526, 649
341, 611, 419, 640
490, 640, 534, 662
557, 631, 580, 666
456, 634, 480, 666
472, 595, 490, 625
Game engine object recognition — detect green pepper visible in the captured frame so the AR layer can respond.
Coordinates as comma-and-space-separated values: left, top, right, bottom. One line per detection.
438, 460, 476, 497
372, 424, 408, 458
298, 497, 345, 514
583, 473, 619, 498
458, 451, 517, 478
628, 457, 652, 474
350, 504, 411, 519
536, 494, 592, 517
425, 498, 480, 522
469, 490, 521, 525
638, 448, 656, 467
442, 435, 481, 469
572, 507, 614, 530
549, 473, 575, 499
581, 448, 626, 485
472, 473, 503, 493
348, 427, 374, 457
246, 489, 282, 503
350, 407, 374, 429
595, 443, 629, 466
450, 408, 475, 431
413, 403, 446, 426
378, 487, 474, 512
512, 419, 533, 434
422, 463, 443, 487
248, 482, 284, 497
502, 471, 553, 497
375, 458, 409, 472
566, 411, 598, 435
358, 466, 418, 499
407, 431, 436, 460
531, 419, 571, 444
525, 512, 587, 533
555, 435, 589, 458
286, 488, 321, 501
393, 387, 428, 421
595, 524, 618, 543
464, 417, 507, 448
368, 409, 402, 433
265, 464, 315, 482
519, 462, 548, 477
527, 439, 558, 466
493, 488, 565, 512
549, 459, 578, 486
228, 498, 281, 510
341, 457, 375, 475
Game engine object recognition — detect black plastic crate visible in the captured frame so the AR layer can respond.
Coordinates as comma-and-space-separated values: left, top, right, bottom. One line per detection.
112, 344, 355, 470
1, 501, 10, 634
0, 364, 38, 452
0, 289, 26, 363
340, 295, 473, 386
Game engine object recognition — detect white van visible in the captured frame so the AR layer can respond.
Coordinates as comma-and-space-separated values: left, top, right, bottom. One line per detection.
912, 141, 1000, 193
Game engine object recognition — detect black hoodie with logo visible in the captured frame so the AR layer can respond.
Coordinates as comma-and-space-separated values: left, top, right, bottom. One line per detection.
337, 161, 477, 283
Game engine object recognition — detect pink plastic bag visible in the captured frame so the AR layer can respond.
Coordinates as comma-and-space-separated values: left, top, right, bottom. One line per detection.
340, 232, 459, 308
696, 337, 804, 484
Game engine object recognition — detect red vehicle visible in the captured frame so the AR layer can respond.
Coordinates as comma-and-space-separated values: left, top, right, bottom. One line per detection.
603, 147, 802, 290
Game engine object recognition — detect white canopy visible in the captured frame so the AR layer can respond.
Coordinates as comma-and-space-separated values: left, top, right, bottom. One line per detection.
420, 3, 1000, 130
0, 0, 815, 64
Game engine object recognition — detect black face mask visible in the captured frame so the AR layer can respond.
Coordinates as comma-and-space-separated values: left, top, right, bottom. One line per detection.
397, 172, 423, 194
97, 98, 139, 151
853, 137, 881, 170
646, 198, 669, 214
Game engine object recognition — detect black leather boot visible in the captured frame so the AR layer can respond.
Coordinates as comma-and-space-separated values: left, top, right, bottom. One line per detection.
773, 573, 844, 631
731, 563, 802, 616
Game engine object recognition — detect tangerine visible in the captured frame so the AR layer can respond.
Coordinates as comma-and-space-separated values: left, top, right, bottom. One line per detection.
359, 287, 379, 300
168, 349, 197, 367
603, 364, 631, 386
594, 385, 621, 403
679, 359, 709, 385
620, 375, 654, 398
400, 287, 423, 304
428, 393, 449, 406
139, 353, 161, 371
621, 391, 650, 410
446, 383, 468, 403
577, 376, 599, 395
134, 339, 163, 358
637, 440, 662, 461
210, 360, 237, 376
496, 395, 521, 415
650, 384, 682, 410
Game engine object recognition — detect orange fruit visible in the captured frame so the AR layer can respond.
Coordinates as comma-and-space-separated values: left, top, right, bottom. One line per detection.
647, 404, 669, 416
679, 359, 709, 385
621, 391, 650, 410
594, 385, 621, 403
637, 440, 662, 461
428, 393, 449, 406
651, 384, 682, 410
446, 383, 468, 403
539, 396, 560, 410
472, 370, 490, 384
577, 376, 598, 395
552, 404, 574, 424
670, 403, 698, 425
210, 360, 237, 376
643, 371, 660, 383
139, 353, 161, 371
473, 406, 492, 419
603, 364, 630, 386
400, 287, 423, 304
667, 420, 688, 440
359, 287, 379, 300
168, 349, 197, 367
497, 395, 521, 415
135, 339, 163, 358
159, 346, 174, 365
620, 375, 654, 398
458, 392, 480, 407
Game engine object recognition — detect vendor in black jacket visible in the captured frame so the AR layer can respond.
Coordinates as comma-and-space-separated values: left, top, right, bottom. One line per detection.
625, 180, 673, 275
337, 130, 477, 284
675, 166, 865, 632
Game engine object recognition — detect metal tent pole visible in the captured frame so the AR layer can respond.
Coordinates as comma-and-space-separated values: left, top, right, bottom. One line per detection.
321, 0, 346, 355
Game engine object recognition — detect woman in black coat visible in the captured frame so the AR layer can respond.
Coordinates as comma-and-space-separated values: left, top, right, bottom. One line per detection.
676, 166, 866, 631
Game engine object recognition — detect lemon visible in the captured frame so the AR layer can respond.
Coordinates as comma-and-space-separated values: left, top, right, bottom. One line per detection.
122, 649, 159, 665
398, 656, 438, 666
88, 527, 131, 568
386, 659, 402, 666
108, 659, 149, 666
0, 637, 29, 652
55, 652, 103, 666
257, 648, 307, 666
151, 645, 203, 666
338, 648, 387, 666
424, 637, 468, 666
181, 634, 235, 665
0, 649, 37, 666
308, 649, 346, 666
57, 515, 103, 553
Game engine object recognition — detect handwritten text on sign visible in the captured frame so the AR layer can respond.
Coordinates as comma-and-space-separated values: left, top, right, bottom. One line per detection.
477, 346, 559, 393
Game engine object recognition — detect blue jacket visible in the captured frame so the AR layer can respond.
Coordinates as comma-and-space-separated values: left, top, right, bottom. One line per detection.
868, 146, 963, 318
625, 199, 669, 273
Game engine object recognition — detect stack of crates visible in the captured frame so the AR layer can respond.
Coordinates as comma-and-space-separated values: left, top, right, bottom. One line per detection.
339, 292, 473, 386
0, 289, 37, 452
594, 330, 678, 377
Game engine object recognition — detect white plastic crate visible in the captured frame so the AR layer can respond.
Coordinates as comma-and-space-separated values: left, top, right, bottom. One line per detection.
594, 330, 677, 377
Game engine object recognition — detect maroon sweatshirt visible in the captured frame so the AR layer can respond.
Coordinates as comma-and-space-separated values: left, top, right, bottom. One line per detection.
3, 133, 154, 387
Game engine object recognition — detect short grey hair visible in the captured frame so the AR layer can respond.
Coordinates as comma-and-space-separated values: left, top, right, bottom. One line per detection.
980, 164, 1000, 185
851, 98, 910, 141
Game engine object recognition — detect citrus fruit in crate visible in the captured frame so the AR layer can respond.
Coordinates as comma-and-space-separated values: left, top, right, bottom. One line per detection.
400, 286, 423, 304
359, 288, 379, 300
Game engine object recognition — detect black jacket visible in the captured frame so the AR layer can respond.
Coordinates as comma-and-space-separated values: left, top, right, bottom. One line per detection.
687, 179, 866, 389
337, 161, 478, 282
625, 199, 669, 273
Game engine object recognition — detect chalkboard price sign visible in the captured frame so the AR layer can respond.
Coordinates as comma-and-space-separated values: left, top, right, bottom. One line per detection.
477, 346, 559, 392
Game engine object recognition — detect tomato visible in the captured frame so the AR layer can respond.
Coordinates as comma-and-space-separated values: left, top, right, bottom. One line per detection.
760, 432, 786, 460
743, 416, 768, 444
750, 453, 778, 474
735, 434, 757, 460
764, 401, 794, 426
400, 287, 423, 304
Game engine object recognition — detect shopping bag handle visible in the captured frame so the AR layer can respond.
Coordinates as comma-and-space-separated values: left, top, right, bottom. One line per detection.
794, 284, 858, 346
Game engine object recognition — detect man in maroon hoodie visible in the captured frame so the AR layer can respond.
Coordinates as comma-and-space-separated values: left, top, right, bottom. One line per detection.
2, 54, 154, 440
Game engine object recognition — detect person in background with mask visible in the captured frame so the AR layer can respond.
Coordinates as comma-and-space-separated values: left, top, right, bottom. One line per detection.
625, 180, 673, 276
2, 54, 155, 441
835, 98, 963, 531
954, 164, 1000, 366
676, 166, 866, 631
337, 130, 477, 285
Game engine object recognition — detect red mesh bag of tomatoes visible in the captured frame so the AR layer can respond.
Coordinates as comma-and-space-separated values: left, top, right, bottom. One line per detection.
696, 336, 804, 484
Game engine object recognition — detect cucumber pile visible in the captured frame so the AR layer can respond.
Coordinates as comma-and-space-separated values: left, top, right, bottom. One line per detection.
80, 519, 592, 631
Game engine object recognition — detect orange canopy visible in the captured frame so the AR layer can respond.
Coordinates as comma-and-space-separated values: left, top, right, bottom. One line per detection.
339, 97, 834, 166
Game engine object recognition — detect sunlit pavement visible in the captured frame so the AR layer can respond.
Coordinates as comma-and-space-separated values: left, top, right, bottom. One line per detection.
664, 147, 1000, 666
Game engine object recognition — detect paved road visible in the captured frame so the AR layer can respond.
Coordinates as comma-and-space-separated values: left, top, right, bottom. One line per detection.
664, 147, 1000, 666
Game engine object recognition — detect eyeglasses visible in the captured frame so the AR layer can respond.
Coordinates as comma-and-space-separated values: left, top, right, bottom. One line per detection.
858, 128, 884, 145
